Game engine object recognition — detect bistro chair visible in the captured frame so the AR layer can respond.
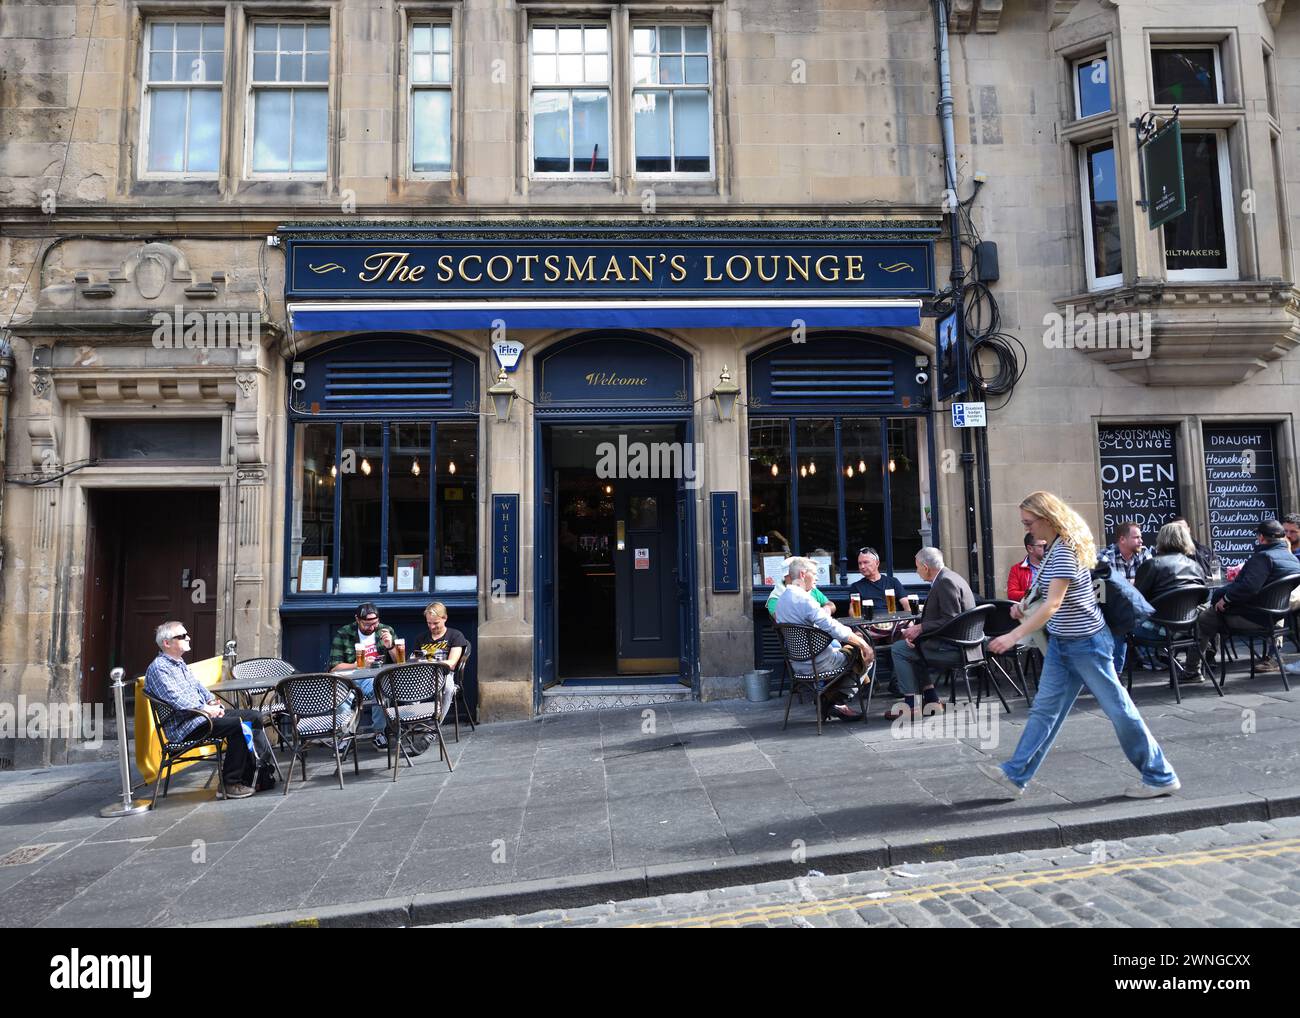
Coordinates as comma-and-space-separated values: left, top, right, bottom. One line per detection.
1216, 574, 1300, 691
1124, 585, 1217, 704
274, 673, 362, 793
374, 662, 454, 777
773, 623, 874, 735
977, 599, 1034, 705
448, 644, 476, 741
231, 657, 295, 741
912, 604, 1009, 713
143, 693, 229, 808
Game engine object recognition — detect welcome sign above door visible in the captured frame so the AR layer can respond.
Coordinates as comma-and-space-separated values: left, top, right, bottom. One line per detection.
285, 240, 935, 299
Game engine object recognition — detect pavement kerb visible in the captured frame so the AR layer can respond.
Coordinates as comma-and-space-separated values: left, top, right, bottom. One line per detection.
179, 788, 1300, 928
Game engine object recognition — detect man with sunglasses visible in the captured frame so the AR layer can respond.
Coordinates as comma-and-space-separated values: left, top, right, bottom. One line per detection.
329, 603, 398, 746
848, 547, 914, 614
144, 620, 268, 799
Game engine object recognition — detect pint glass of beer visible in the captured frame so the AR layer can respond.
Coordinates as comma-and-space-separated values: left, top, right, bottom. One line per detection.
850, 593, 862, 618
885, 588, 897, 613
394, 639, 406, 663
864, 599, 875, 621
354, 644, 367, 669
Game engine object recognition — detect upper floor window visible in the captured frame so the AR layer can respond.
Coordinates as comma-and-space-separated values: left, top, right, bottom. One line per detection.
1164, 130, 1237, 281
530, 24, 610, 175
410, 22, 452, 174
1152, 45, 1223, 105
249, 21, 329, 174
632, 24, 712, 174
1080, 140, 1122, 289
1073, 54, 1111, 119
142, 21, 224, 175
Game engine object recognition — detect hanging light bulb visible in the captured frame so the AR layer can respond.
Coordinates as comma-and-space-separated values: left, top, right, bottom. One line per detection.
858, 459, 866, 473
330, 464, 337, 478
771, 463, 779, 477
604, 484, 613, 495
846, 465, 855, 479
316, 477, 323, 486
411, 459, 421, 477
888, 458, 896, 473
361, 458, 371, 476
799, 464, 807, 479
449, 460, 457, 475
808, 460, 816, 476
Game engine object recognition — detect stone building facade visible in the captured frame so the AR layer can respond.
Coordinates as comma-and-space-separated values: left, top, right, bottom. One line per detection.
1, 0, 1298, 767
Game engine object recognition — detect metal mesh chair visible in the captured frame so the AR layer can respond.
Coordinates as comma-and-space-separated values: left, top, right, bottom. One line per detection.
1218, 574, 1300, 691
977, 599, 1034, 705
1125, 585, 1217, 703
143, 693, 227, 808
274, 673, 362, 793
913, 604, 1008, 712
374, 663, 453, 778
773, 623, 873, 735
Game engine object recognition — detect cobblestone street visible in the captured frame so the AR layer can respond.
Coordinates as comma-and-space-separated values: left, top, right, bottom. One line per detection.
441, 818, 1300, 927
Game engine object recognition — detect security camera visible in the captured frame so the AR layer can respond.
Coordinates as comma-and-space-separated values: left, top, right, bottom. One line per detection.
915, 370, 930, 386
292, 377, 307, 392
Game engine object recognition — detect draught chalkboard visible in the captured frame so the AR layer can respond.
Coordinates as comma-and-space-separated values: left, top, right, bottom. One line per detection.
1203, 426, 1280, 567
1098, 426, 1181, 545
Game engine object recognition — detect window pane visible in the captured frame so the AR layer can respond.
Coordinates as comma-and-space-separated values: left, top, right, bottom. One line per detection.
412, 53, 433, 83
291, 89, 328, 172
201, 49, 223, 83
291, 423, 337, 592
584, 54, 608, 83
1153, 48, 1219, 104
659, 56, 683, 84
306, 24, 330, 52
93, 418, 221, 461
147, 90, 186, 172
887, 419, 924, 571
175, 24, 201, 50
203, 24, 224, 50
683, 26, 708, 53
305, 52, 328, 82
557, 53, 583, 83
557, 27, 583, 52
412, 24, 432, 53
684, 56, 709, 84
151, 23, 174, 52
672, 89, 710, 172
340, 423, 383, 588
436, 422, 478, 584
432, 26, 451, 53
280, 52, 303, 82
389, 423, 431, 593
279, 24, 304, 54
749, 419, 792, 583
633, 27, 656, 54
432, 54, 451, 83
176, 51, 199, 80
1164, 133, 1228, 271
1086, 144, 1122, 280
252, 53, 276, 81
842, 419, 885, 574
633, 55, 655, 85
659, 26, 682, 53
532, 27, 556, 54
795, 419, 837, 566
572, 90, 608, 172
634, 90, 671, 173
532, 91, 570, 172
186, 88, 222, 172
253, 24, 277, 52
412, 89, 452, 172
149, 51, 174, 81
252, 89, 291, 171
1076, 56, 1110, 117
533, 54, 557, 85
584, 27, 607, 52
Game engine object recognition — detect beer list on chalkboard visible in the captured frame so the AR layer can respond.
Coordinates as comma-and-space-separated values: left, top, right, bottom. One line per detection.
1203, 426, 1281, 567
1098, 426, 1181, 545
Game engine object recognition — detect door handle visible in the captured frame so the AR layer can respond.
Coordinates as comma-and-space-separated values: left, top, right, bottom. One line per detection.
181, 568, 191, 589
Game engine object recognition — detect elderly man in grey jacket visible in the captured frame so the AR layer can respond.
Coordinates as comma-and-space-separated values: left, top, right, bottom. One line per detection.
775, 557, 874, 722
886, 547, 976, 718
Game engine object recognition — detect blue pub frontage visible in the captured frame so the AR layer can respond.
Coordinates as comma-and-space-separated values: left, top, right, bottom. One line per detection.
275, 221, 942, 718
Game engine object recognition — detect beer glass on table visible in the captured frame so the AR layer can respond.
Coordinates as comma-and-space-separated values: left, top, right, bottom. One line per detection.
354, 643, 367, 669
885, 588, 897, 613
850, 593, 862, 618
394, 639, 406, 664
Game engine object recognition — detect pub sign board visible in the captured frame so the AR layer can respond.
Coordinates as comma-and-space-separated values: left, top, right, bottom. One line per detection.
1098, 425, 1181, 545
1203, 426, 1281, 567
1144, 120, 1186, 231
285, 240, 936, 299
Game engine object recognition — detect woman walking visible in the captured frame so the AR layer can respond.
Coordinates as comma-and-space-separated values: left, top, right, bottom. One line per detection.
981, 491, 1180, 799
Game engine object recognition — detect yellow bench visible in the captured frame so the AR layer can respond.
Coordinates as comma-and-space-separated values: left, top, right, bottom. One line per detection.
134, 655, 225, 786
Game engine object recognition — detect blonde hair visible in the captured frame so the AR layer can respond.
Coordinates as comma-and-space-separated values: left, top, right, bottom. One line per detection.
1155, 521, 1195, 557
423, 601, 448, 620
1019, 491, 1097, 570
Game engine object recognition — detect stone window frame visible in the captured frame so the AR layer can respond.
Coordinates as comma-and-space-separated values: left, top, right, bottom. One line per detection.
400, 5, 459, 182
1071, 51, 1112, 122
627, 19, 716, 182
243, 15, 333, 180
1076, 136, 1123, 291
138, 15, 229, 181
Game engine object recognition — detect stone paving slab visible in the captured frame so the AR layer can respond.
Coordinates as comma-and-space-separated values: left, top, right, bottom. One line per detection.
0, 670, 1297, 927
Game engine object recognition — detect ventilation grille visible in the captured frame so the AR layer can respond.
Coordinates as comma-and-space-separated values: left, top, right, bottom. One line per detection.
760, 624, 785, 668
769, 356, 895, 401
324, 359, 453, 407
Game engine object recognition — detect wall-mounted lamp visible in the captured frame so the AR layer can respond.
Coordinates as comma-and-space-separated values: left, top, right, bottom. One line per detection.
710, 365, 741, 422
489, 367, 518, 422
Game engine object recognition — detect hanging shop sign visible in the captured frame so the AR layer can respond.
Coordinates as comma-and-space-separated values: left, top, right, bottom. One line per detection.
1098, 425, 1181, 544
285, 240, 936, 299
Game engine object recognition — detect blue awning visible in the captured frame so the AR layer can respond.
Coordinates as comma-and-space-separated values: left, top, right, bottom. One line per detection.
288, 298, 923, 332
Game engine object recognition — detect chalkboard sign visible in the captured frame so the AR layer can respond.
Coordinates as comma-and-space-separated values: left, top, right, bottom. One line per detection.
1098, 426, 1181, 544
1203, 426, 1280, 567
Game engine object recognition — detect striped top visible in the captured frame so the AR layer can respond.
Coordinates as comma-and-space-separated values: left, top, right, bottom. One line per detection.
1037, 538, 1105, 639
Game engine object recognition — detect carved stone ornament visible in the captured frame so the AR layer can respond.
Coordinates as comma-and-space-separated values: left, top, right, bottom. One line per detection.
236, 372, 257, 398
31, 370, 51, 398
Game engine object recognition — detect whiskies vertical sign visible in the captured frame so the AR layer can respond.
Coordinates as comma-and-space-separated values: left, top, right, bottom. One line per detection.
492, 495, 519, 596
1203, 426, 1280, 567
711, 492, 739, 593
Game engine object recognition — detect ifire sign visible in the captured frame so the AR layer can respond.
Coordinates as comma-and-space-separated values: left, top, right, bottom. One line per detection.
951, 402, 986, 428
493, 340, 524, 372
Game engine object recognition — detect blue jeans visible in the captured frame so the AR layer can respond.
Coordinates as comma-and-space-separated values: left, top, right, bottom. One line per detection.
349, 676, 386, 732
999, 628, 1177, 789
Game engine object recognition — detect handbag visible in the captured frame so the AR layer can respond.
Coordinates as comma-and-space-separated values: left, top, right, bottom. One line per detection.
1090, 561, 1155, 636
1017, 582, 1050, 654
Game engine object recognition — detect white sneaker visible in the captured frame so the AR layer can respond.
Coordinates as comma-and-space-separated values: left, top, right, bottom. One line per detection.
1123, 779, 1181, 799
1284, 660, 1300, 675
977, 762, 1025, 799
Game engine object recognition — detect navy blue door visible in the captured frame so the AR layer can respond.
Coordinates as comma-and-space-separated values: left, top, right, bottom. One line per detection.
614, 478, 680, 673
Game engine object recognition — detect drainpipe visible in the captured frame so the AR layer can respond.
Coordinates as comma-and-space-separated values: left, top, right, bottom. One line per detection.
0, 333, 13, 594
933, 0, 981, 590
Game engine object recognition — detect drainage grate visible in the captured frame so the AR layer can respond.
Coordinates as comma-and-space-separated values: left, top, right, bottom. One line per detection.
0, 843, 63, 867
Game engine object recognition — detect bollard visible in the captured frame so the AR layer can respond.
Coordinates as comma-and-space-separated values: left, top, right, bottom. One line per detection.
98, 666, 151, 817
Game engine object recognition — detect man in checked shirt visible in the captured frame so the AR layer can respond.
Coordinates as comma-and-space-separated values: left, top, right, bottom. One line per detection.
144, 620, 268, 799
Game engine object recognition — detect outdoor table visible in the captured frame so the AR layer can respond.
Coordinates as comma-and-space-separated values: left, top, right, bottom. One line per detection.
209, 673, 290, 710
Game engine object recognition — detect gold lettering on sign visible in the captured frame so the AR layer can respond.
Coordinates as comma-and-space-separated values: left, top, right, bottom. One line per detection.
703, 255, 723, 282
815, 255, 840, 282
566, 255, 597, 283
845, 255, 864, 281
358, 251, 425, 283
726, 255, 752, 282
668, 254, 687, 282
878, 261, 913, 273
585, 371, 649, 386
459, 255, 483, 282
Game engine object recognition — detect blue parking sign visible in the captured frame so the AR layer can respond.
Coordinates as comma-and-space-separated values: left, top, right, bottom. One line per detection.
952, 404, 966, 428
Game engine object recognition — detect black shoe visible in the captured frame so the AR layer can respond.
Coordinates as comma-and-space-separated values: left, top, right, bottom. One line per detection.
1177, 671, 1205, 684
824, 704, 863, 723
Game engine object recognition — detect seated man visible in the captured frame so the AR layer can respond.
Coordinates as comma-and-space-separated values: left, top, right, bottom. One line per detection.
419, 601, 469, 723
848, 547, 913, 613
775, 557, 874, 722
1007, 532, 1047, 602
329, 602, 399, 747
1284, 513, 1300, 562
144, 620, 268, 799
1198, 519, 1300, 674
766, 558, 834, 618
1099, 521, 1151, 582
887, 548, 976, 717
